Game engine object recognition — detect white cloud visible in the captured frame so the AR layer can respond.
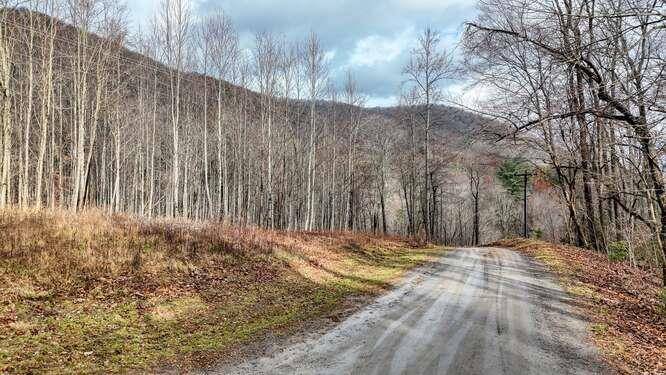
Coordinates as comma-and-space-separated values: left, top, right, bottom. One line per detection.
324, 50, 337, 63
128, 0, 204, 32
445, 81, 491, 109
348, 28, 414, 68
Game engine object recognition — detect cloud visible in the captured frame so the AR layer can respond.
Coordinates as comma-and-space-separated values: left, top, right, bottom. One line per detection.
445, 81, 491, 109
127, 0, 479, 106
324, 50, 338, 64
365, 95, 399, 108
392, 0, 473, 12
348, 28, 414, 68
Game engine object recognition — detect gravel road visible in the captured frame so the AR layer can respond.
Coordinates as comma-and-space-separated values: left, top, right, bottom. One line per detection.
210, 247, 613, 375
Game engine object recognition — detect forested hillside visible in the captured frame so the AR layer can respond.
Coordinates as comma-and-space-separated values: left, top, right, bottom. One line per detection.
0, 2, 532, 249
1, 0, 663, 277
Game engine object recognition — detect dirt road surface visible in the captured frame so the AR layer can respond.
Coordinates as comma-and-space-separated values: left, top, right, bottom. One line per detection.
209, 247, 612, 375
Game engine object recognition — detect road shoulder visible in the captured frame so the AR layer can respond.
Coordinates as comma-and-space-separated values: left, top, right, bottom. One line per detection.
196, 248, 448, 374
491, 239, 666, 375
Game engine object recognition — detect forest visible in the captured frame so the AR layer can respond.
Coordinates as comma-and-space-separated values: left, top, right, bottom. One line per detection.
463, 0, 665, 280
0, 0, 522, 245
0, 0, 663, 279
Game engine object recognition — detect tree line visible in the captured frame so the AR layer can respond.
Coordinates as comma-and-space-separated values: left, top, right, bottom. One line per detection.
0, 0, 483, 241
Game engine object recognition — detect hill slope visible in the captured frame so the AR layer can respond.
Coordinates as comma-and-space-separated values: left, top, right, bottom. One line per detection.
0, 208, 441, 373
0, 8, 490, 238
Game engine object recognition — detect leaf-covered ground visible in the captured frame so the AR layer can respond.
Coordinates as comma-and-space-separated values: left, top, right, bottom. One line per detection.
492, 238, 665, 374
0, 209, 443, 373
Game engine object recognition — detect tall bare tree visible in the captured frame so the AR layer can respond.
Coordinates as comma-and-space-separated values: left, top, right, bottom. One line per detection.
303, 31, 328, 230
403, 27, 453, 239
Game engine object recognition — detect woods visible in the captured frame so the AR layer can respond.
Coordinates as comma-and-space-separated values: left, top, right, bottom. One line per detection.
0, 0, 664, 279
1, 1, 664, 373
0, 0, 501, 244
0, 1, 388, 233
463, 0, 665, 278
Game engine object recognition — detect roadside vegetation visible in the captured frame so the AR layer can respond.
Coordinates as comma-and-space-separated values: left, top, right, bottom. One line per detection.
0, 209, 442, 373
493, 238, 665, 375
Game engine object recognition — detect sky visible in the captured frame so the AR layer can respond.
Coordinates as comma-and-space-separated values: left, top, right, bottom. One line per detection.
128, 0, 480, 107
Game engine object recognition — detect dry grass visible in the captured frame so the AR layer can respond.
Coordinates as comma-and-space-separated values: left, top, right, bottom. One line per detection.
492, 238, 666, 375
0, 208, 442, 374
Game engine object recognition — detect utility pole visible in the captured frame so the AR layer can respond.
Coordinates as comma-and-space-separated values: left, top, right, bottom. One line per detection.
517, 172, 532, 238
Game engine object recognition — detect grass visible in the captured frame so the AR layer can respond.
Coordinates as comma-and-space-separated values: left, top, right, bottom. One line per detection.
492, 238, 666, 375
590, 322, 609, 335
0, 208, 443, 373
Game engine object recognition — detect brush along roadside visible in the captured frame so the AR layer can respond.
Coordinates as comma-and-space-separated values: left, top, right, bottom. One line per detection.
0, 209, 444, 373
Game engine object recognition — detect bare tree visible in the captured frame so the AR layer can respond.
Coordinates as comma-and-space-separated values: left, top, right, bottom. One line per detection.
155, 0, 190, 217
343, 70, 364, 230
303, 31, 328, 230
403, 27, 453, 240
254, 31, 280, 228
0, 4, 13, 208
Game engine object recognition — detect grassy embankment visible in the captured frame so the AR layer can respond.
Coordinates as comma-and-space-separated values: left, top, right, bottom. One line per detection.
0, 209, 442, 373
493, 238, 665, 375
